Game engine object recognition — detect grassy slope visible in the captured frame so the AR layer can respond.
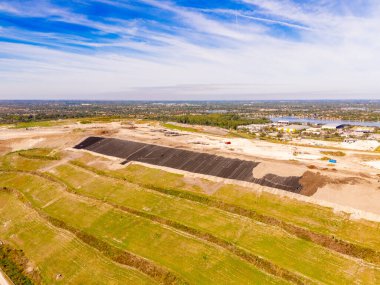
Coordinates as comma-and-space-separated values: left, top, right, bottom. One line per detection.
52, 163, 380, 285
11, 120, 73, 129
103, 162, 380, 253
17, 148, 61, 160
0, 172, 285, 285
1, 150, 380, 284
0, 191, 155, 285
161, 123, 199, 133
0, 151, 55, 171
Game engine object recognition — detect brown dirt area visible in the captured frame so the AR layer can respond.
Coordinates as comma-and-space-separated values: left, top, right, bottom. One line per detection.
300, 171, 365, 196
252, 161, 306, 179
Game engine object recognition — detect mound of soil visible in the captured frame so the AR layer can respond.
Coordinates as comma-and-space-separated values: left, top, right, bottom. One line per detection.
300, 171, 362, 196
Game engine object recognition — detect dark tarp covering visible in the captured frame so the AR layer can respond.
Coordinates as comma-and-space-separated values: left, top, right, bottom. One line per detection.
75, 137, 302, 193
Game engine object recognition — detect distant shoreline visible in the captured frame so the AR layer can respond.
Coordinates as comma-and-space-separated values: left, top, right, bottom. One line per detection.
271, 116, 380, 127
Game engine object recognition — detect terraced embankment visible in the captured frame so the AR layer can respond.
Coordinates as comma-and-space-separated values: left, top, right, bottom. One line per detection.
0, 189, 155, 285
0, 174, 286, 285
1, 148, 380, 284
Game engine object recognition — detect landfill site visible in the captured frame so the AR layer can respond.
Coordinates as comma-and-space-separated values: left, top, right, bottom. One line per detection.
1, 120, 380, 218
75, 137, 303, 193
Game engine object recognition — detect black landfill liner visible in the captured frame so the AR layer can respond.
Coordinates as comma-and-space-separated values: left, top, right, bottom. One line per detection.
74, 137, 303, 193
74, 137, 105, 149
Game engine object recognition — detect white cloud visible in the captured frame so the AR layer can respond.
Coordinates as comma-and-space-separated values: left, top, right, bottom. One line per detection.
0, 0, 380, 99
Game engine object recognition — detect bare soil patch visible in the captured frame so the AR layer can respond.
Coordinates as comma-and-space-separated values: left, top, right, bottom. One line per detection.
183, 176, 223, 194
300, 171, 363, 196
252, 162, 306, 179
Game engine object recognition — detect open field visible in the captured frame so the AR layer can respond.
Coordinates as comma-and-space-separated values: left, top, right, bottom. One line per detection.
0, 120, 380, 284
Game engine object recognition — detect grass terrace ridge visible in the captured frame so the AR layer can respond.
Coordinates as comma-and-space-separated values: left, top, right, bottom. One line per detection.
0, 147, 379, 284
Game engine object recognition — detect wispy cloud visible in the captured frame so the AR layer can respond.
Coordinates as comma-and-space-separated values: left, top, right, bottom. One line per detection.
0, 0, 379, 99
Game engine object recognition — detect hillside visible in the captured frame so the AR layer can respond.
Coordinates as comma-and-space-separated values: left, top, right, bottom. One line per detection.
1, 147, 380, 284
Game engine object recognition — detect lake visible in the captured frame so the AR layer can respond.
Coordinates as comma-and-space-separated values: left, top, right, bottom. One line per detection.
271, 116, 380, 127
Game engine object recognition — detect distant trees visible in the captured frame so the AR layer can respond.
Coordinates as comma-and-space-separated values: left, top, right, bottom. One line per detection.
156, 114, 270, 130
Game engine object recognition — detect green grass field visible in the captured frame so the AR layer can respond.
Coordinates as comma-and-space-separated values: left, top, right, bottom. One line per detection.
161, 123, 200, 133
0, 190, 154, 285
0, 149, 380, 284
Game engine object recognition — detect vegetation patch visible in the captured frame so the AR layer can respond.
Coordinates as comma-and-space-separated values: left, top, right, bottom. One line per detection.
0, 243, 39, 285
17, 148, 61, 161
226, 131, 256, 139
0, 152, 55, 172
320, 156, 331, 161
161, 123, 199, 133
154, 114, 269, 130
320, 151, 346, 157
11, 120, 67, 129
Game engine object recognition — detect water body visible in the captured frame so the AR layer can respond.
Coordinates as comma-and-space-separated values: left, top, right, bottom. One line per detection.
271, 116, 380, 127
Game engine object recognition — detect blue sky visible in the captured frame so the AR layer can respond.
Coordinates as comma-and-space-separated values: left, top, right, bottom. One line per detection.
0, 0, 380, 100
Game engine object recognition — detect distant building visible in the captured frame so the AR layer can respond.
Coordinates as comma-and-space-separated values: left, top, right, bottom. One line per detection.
368, 133, 380, 140
237, 124, 269, 132
351, 126, 375, 133
344, 138, 357, 143
321, 123, 346, 130
206, 110, 228, 114
350, 131, 366, 137
277, 124, 307, 133
303, 127, 321, 135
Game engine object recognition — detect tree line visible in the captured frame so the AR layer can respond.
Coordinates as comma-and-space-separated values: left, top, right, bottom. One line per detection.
153, 114, 270, 130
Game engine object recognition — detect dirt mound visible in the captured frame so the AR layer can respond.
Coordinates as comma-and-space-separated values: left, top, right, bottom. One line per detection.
307, 165, 317, 169
300, 171, 363, 196
95, 129, 119, 136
